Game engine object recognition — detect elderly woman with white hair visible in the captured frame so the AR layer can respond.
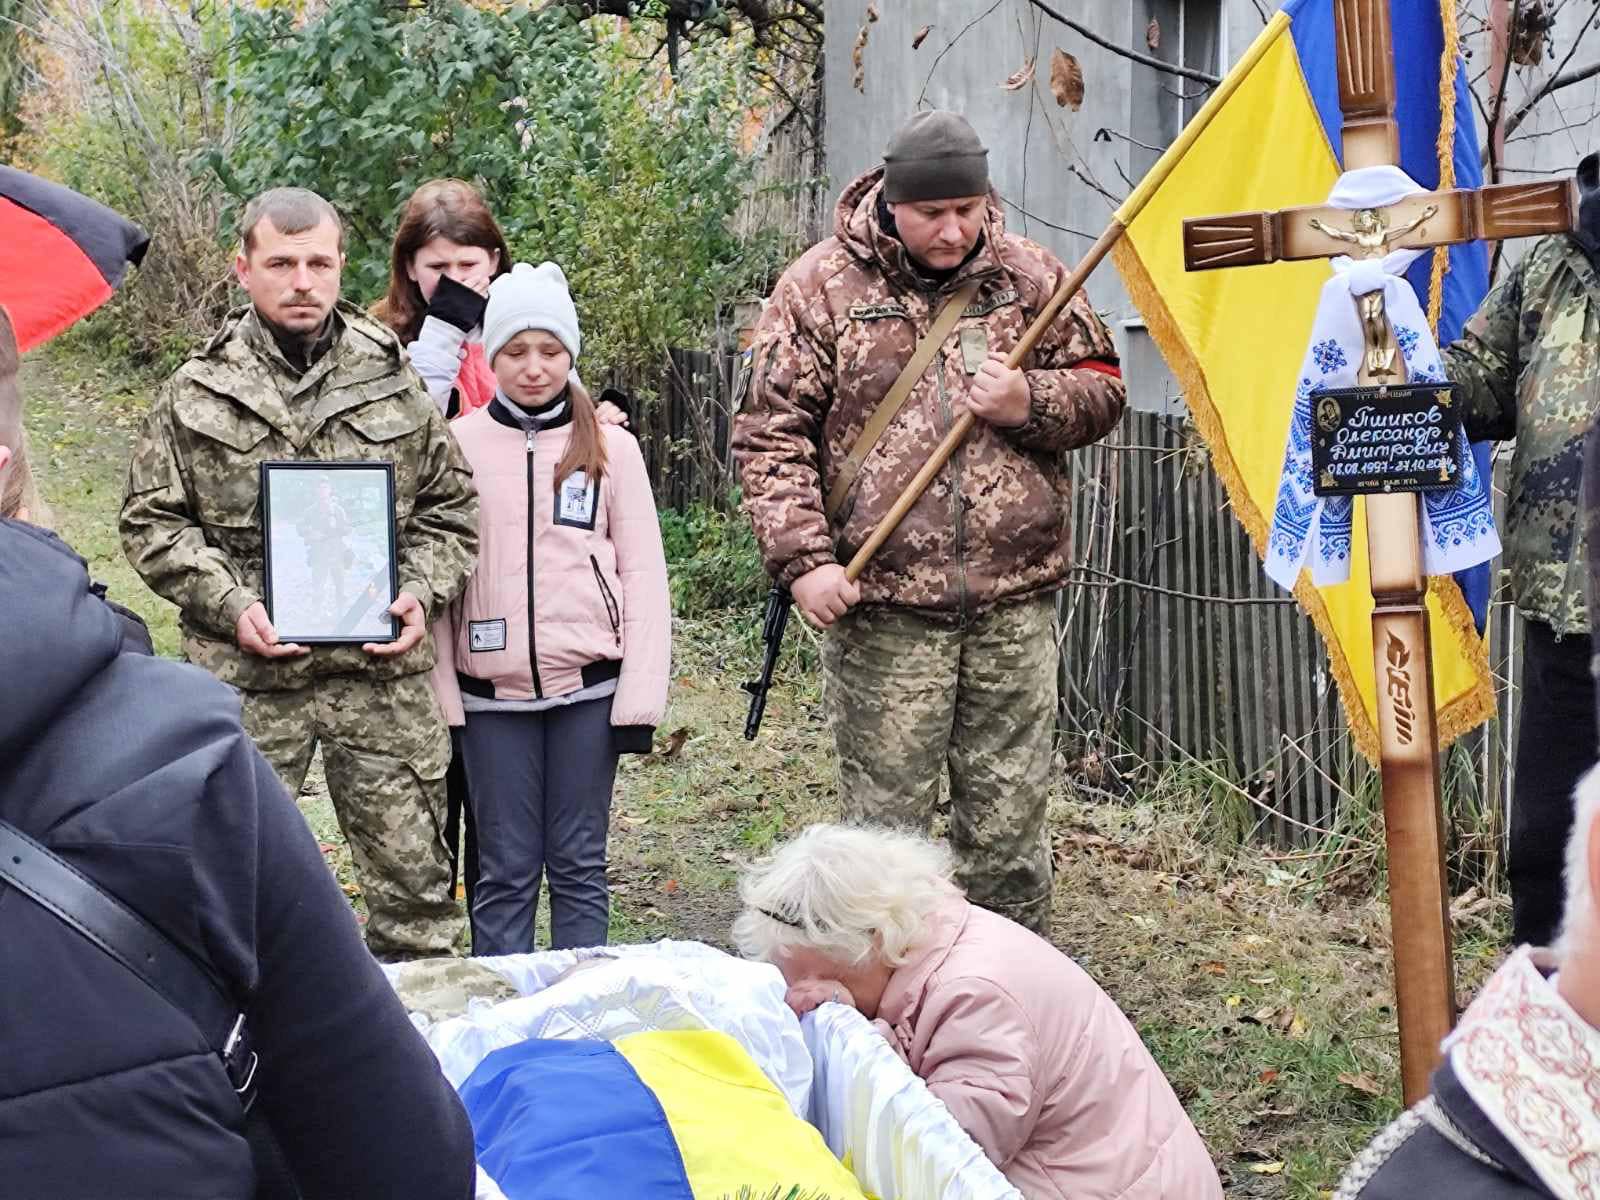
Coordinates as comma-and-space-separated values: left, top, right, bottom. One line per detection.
733, 823, 1222, 1200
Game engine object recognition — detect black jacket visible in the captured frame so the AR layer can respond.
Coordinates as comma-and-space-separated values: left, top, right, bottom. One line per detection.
1341, 1060, 1551, 1199
0, 519, 476, 1199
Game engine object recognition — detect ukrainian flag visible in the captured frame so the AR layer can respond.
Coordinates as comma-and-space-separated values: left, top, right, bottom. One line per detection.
1112, 0, 1493, 760
462, 1031, 870, 1200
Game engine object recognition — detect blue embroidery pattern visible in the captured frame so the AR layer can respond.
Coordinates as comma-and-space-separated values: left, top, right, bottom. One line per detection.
1312, 340, 1348, 375
1267, 298, 1498, 589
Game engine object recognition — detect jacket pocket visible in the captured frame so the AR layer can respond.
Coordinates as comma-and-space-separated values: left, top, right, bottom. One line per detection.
340, 393, 430, 444
590, 554, 621, 644
339, 395, 431, 523
171, 397, 273, 531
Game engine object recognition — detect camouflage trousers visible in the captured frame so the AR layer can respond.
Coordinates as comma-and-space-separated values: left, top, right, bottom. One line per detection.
822, 594, 1058, 934
240, 671, 464, 962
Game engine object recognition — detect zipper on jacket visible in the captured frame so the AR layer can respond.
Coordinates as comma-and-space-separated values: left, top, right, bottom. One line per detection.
590, 554, 622, 646
525, 429, 544, 698
935, 341, 970, 623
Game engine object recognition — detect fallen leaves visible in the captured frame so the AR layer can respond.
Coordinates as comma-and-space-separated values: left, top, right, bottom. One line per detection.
1002, 57, 1036, 91
1049, 48, 1084, 110
642, 727, 691, 765
1053, 826, 1157, 871
1224, 993, 1310, 1041
1248, 1161, 1285, 1176
1338, 1071, 1386, 1097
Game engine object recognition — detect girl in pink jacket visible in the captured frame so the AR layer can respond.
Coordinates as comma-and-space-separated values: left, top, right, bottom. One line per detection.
734, 824, 1224, 1200
431, 262, 670, 954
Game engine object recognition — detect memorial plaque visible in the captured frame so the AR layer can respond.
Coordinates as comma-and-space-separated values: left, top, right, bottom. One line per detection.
1310, 383, 1462, 497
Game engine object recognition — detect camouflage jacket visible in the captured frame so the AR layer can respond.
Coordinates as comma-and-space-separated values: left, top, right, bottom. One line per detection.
120, 303, 479, 690
1445, 234, 1600, 636
732, 168, 1126, 616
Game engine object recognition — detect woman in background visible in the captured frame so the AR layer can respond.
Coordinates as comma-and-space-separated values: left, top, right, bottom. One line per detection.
375, 178, 508, 419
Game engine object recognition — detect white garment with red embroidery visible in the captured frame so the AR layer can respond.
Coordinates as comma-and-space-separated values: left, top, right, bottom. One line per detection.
1444, 947, 1600, 1199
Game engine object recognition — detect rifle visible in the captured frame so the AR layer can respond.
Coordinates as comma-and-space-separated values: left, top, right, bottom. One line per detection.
742, 584, 793, 740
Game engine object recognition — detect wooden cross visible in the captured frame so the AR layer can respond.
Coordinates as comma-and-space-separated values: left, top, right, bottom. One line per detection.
1181, 0, 1575, 1105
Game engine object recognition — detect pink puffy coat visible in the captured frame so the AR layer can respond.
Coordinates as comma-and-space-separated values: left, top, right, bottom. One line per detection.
429, 403, 670, 742
873, 897, 1222, 1200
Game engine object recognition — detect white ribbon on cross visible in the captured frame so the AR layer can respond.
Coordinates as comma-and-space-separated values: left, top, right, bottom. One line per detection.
1264, 165, 1501, 591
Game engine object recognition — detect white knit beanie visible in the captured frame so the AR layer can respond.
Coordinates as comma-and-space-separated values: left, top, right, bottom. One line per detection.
482, 262, 581, 366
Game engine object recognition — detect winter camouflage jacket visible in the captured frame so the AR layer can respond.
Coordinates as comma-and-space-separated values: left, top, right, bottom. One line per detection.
120, 302, 479, 691
733, 168, 1126, 616
1444, 234, 1600, 636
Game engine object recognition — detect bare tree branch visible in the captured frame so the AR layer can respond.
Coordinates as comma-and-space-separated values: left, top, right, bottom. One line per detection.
919, 0, 1006, 107
551, 0, 819, 46
1488, 0, 1525, 186
1503, 33, 1600, 136
1093, 126, 1165, 155
1022, 0, 1221, 87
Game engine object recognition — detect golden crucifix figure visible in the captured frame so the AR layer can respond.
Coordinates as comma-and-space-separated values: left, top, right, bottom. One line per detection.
1308, 203, 1440, 257
1181, 0, 1575, 1103
1359, 292, 1400, 378
1308, 204, 1442, 377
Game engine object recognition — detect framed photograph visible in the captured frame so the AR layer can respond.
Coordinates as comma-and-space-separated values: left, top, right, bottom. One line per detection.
261, 461, 399, 644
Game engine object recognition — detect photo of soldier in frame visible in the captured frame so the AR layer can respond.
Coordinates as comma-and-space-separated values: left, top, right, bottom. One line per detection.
261, 461, 399, 644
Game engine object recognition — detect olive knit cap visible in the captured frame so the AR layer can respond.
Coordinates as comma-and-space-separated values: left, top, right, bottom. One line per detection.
882, 110, 990, 203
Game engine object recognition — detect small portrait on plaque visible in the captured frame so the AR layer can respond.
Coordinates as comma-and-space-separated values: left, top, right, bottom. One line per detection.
261, 461, 398, 644
1310, 383, 1463, 497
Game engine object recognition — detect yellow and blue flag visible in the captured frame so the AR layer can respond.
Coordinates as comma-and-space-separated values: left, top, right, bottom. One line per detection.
461, 1030, 870, 1200
1111, 0, 1493, 760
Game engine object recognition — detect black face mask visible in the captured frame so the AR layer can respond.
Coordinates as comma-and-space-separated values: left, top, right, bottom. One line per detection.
1573, 152, 1600, 266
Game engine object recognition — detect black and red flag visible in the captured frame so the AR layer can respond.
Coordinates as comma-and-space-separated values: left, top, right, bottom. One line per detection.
0, 166, 150, 353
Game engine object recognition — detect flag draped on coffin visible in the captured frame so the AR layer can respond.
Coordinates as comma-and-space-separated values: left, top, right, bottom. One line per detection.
0, 166, 150, 353
1110, 0, 1494, 761
462, 1030, 871, 1200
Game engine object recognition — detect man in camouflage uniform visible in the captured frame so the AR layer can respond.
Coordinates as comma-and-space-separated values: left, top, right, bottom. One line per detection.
120, 188, 479, 961
733, 111, 1126, 934
1443, 152, 1600, 948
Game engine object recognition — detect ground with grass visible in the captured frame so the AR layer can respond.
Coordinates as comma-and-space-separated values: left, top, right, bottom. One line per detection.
22, 344, 1512, 1198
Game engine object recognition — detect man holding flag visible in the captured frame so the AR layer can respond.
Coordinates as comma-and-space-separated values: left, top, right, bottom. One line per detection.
733, 110, 1127, 936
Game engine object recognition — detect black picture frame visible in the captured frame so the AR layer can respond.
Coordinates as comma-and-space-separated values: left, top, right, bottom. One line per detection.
260, 460, 399, 645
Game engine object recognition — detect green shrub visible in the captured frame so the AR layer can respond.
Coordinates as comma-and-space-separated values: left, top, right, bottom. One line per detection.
24, 4, 234, 364
659, 498, 767, 618
213, 0, 780, 379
